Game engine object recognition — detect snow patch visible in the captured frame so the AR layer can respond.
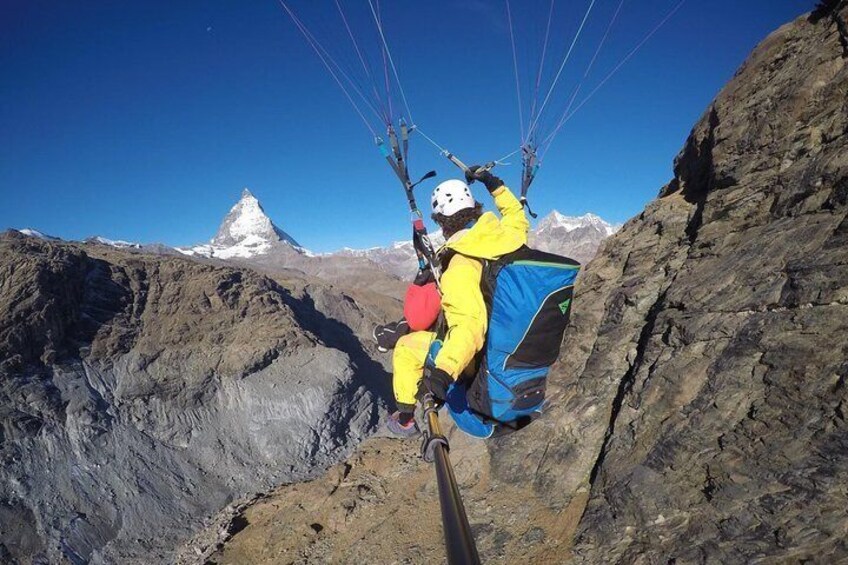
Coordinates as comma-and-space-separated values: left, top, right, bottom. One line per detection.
536, 211, 620, 235
87, 236, 142, 249
16, 228, 60, 240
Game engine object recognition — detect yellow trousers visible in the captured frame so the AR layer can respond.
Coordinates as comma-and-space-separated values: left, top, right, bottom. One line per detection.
392, 330, 436, 410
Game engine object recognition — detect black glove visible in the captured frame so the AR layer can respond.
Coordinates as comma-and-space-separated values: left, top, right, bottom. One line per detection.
465, 165, 504, 194
417, 367, 453, 402
413, 267, 435, 286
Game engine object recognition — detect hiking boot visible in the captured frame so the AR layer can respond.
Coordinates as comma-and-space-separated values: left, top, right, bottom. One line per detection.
373, 319, 410, 352
386, 411, 419, 438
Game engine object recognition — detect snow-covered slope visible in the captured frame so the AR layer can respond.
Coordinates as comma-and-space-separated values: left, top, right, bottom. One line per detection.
85, 236, 141, 249
15, 228, 60, 241
178, 188, 303, 259
330, 230, 444, 279
330, 212, 618, 279
530, 211, 621, 265
14, 228, 156, 250
535, 211, 619, 237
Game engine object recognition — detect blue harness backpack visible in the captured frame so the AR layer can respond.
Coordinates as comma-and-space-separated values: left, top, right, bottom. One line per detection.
443, 245, 580, 437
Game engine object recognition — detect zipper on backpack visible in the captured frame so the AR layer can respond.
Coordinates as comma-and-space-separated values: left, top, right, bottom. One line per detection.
510, 260, 580, 270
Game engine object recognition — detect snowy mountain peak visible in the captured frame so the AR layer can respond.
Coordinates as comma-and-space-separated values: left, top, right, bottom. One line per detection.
16, 228, 60, 241
537, 211, 620, 236
210, 188, 300, 249
177, 188, 303, 260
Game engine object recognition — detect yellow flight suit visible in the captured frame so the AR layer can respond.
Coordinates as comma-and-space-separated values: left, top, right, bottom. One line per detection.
392, 185, 530, 410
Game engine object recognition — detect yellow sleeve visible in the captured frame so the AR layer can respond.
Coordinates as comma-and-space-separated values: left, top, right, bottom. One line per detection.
491, 185, 529, 245
434, 254, 487, 379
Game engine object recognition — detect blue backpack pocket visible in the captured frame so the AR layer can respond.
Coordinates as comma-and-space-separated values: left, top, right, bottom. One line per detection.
467, 247, 579, 424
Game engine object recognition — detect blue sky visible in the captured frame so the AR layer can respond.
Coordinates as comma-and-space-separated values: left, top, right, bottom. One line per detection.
1, 1, 812, 252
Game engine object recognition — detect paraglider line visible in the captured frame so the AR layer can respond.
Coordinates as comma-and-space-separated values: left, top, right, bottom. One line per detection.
375, 0, 394, 123
540, 0, 627, 156
335, 0, 390, 125
414, 127, 448, 154
556, 0, 687, 138
528, 0, 556, 139
506, 0, 525, 143
368, 0, 414, 124
278, 0, 379, 136
525, 0, 597, 142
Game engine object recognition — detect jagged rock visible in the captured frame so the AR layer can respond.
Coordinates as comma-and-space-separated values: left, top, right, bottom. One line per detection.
559, 7, 848, 562
0, 232, 394, 563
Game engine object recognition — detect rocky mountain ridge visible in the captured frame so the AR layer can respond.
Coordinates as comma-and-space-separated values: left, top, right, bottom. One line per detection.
0, 232, 398, 563
530, 211, 621, 266
13, 192, 617, 283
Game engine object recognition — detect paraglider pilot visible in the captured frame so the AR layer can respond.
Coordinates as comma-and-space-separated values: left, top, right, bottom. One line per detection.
375, 167, 530, 437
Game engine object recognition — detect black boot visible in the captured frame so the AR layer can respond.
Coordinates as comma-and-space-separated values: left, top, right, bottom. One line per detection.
372, 319, 410, 352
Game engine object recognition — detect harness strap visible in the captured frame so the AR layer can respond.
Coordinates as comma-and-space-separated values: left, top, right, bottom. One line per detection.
520, 144, 540, 218
400, 118, 410, 162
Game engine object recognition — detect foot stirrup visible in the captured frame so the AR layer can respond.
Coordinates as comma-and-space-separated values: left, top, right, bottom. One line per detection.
420, 400, 448, 462
421, 431, 449, 463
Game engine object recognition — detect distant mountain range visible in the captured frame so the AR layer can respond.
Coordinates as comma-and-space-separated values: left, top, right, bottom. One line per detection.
13, 188, 620, 280
530, 210, 620, 265
329, 208, 620, 278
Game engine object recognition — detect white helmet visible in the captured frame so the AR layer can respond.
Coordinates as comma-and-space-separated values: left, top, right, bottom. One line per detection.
431, 179, 475, 217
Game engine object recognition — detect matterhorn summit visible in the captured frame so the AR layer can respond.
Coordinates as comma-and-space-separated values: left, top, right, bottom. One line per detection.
179, 188, 302, 259
211, 188, 299, 248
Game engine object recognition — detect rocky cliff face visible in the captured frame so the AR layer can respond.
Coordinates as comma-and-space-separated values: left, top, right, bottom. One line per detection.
566, 6, 848, 560
512, 6, 848, 560
192, 7, 848, 563
0, 232, 395, 564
